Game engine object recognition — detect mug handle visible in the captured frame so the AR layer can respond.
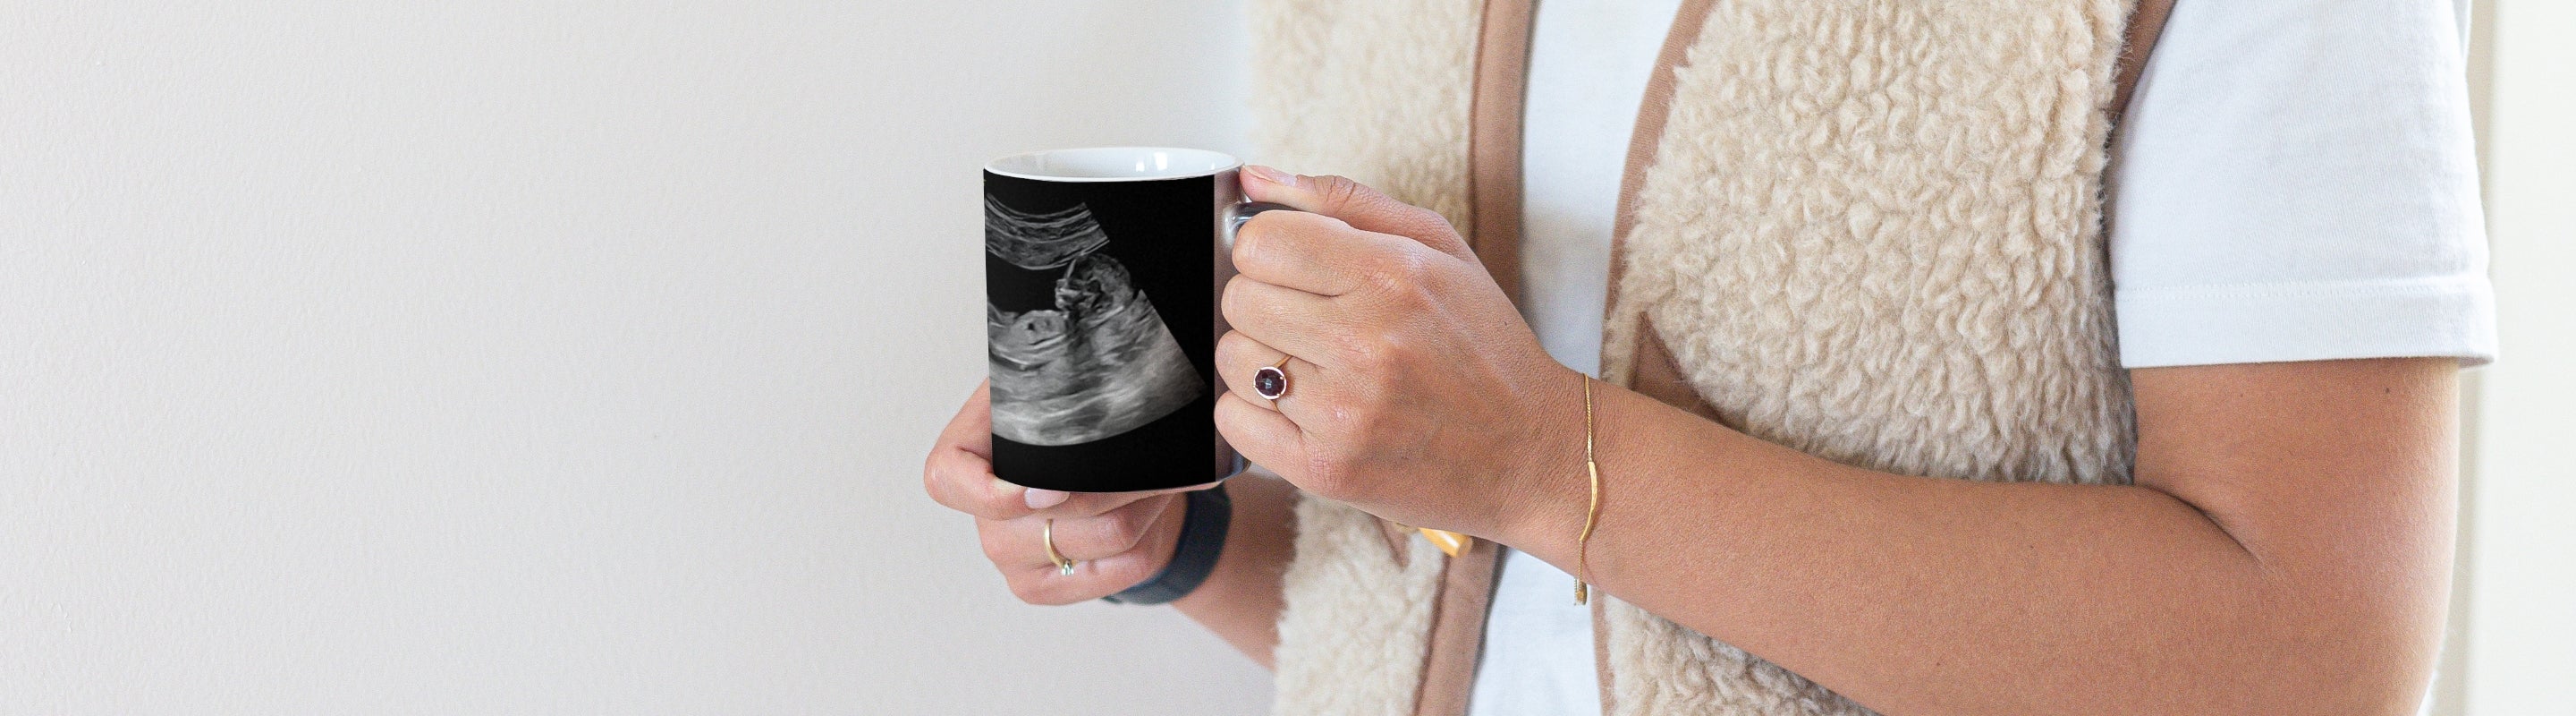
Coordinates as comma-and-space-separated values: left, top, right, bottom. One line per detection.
1224, 201, 1296, 247
1210, 200, 1289, 482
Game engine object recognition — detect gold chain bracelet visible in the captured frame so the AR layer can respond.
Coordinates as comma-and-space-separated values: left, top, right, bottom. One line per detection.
1575, 376, 1601, 605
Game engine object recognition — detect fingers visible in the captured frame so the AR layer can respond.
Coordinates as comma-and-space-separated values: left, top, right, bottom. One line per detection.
980, 496, 1187, 606
1222, 276, 1344, 365
1216, 389, 1309, 478
923, 381, 1030, 521
928, 456, 1170, 521
1216, 329, 1318, 417
1005, 545, 1168, 606
1003, 494, 1182, 564
1241, 166, 1476, 263
1231, 209, 1409, 297
938, 380, 994, 459
925, 380, 1161, 520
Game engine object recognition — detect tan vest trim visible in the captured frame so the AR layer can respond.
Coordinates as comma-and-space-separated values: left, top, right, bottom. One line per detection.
1377, 518, 1419, 570
1466, 0, 1537, 304
1411, 536, 1505, 716
1590, 595, 1614, 714
1401, 3, 1535, 713
1589, 1, 1724, 712
1604, 0, 1724, 325
2113, 0, 2179, 126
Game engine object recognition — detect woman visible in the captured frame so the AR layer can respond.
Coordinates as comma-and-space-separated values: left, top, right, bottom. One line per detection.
925, 0, 2491, 713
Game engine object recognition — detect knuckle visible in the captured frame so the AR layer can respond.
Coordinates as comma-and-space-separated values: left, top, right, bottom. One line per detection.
1004, 575, 1049, 605
1313, 175, 1365, 207
977, 524, 1017, 565
1366, 250, 1437, 296
1215, 330, 1249, 368
924, 451, 1014, 520
1220, 277, 1248, 321
1369, 330, 1415, 365
1232, 218, 1272, 265
985, 495, 1031, 522
1339, 393, 1388, 436
1393, 249, 1439, 284
1397, 204, 1451, 234
1101, 555, 1164, 590
1398, 212, 1466, 252
1329, 332, 1374, 369
1095, 509, 1154, 552
923, 455, 975, 513
1336, 331, 1407, 373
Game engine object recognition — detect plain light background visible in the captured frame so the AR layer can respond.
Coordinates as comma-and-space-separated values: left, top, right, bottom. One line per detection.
1, 2, 2564, 714
2446, 0, 2576, 712
1, 2, 1267, 713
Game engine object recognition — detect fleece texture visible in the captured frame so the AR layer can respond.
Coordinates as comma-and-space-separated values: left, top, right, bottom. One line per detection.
1250, 0, 1483, 229
1270, 490, 1455, 715
1253, 0, 2141, 713
1250, 2, 1484, 715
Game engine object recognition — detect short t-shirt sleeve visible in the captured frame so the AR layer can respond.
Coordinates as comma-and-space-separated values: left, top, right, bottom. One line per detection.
2106, 0, 2496, 368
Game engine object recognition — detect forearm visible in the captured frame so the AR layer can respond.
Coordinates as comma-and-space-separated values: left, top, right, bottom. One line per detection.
1171, 472, 1298, 669
1497, 382, 2451, 714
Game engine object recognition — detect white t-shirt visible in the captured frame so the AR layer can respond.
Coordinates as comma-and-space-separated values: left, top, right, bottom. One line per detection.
1474, 1, 2496, 714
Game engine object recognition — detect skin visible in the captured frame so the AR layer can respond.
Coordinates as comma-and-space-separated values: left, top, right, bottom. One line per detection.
922, 382, 1298, 667
925, 166, 2457, 714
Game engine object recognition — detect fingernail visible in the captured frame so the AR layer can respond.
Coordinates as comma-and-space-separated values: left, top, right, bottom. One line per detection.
1243, 165, 1299, 189
1023, 488, 1070, 510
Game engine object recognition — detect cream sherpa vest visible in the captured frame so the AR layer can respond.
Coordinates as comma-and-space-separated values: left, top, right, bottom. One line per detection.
1251, 1, 2172, 714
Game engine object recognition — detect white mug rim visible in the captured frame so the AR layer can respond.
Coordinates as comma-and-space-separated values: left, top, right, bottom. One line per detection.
984, 147, 1242, 183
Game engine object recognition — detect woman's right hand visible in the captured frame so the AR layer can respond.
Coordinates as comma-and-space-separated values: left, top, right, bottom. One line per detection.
922, 380, 1192, 605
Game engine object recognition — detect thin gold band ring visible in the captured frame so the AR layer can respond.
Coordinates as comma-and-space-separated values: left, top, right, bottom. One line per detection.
1042, 519, 1076, 575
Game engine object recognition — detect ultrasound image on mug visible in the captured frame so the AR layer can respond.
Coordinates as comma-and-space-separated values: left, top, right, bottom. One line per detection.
983, 149, 1246, 493
984, 197, 1203, 447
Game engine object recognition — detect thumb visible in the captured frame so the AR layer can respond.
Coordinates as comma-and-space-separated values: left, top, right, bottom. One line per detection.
1241, 165, 1475, 262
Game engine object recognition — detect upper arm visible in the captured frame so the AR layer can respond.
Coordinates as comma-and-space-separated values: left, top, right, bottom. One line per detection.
2104, 3, 2486, 704
2129, 358, 2458, 705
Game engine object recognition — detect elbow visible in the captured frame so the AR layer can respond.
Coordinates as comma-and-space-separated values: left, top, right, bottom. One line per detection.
2199, 564, 2449, 714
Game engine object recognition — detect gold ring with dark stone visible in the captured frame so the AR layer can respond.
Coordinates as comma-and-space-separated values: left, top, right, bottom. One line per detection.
1252, 357, 1292, 401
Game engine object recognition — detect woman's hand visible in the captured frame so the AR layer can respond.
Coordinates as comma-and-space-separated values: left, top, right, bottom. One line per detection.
922, 381, 1193, 604
1214, 166, 1583, 539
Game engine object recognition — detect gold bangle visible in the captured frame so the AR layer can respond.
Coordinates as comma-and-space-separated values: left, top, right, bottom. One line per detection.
1575, 377, 1601, 605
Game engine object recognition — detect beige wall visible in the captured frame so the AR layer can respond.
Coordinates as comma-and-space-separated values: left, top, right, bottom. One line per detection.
0, 2, 1268, 712
2453, 0, 2576, 712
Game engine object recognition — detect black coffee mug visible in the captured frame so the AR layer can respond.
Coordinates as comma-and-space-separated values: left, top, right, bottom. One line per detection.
984, 148, 1283, 493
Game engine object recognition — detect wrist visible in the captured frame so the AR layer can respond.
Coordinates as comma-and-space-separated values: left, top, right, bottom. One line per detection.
1492, 369, 1597, 560
1102, 483, 1232, 605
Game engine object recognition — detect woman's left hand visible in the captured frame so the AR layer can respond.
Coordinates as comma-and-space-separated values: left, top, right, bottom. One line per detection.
1215, 166, 1583, 539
